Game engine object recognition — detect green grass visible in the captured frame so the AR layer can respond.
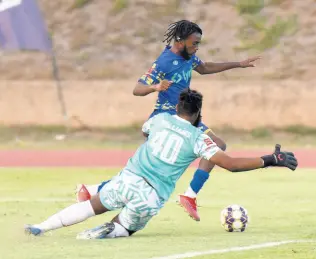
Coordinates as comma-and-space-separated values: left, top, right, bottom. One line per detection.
1, 168, 315, 259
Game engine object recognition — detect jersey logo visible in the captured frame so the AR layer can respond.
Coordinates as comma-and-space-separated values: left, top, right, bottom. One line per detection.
171, 70, 192, 83
173, 60, 179, 66
204, 138, 213, 146
277, 154, 284, 161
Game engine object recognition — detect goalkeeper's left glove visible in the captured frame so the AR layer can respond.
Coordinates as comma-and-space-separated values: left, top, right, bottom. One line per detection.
261, 144, 298, 171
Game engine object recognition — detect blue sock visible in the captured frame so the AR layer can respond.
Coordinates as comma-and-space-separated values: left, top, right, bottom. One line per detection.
190, 169, 210, 194
97, 180, 110, 193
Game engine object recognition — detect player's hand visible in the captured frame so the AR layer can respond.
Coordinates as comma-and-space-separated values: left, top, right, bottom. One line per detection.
272, 144, 298, 171
154, 80, 173, 92
239, 56, 261, 68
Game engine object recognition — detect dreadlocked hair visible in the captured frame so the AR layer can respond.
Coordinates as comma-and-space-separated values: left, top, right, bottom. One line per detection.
178, 89, 203, 127
163, 20, 202, 46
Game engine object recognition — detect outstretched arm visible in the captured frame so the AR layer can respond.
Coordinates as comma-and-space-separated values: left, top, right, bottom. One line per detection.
209, 144, 298, 172
210, 150, 264, 172
194, 56, 261, 75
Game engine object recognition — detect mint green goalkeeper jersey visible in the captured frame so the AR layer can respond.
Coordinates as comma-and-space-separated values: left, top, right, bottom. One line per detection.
124, 113, 220, 201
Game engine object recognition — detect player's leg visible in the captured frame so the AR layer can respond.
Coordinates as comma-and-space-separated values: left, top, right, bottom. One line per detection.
25, 193, 110, 236
25, 173, 130, 236
77, 171, 164, 239
179, 123, 226, 221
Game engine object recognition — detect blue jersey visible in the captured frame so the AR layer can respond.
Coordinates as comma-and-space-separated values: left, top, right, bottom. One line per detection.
124, 113, 219, 201
138, 46, 203, 111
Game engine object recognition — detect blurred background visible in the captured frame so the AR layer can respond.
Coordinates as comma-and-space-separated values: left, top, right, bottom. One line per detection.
0, 0, 315, 149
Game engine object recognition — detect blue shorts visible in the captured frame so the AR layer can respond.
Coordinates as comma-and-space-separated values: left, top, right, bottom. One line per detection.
148, 109, 212, 134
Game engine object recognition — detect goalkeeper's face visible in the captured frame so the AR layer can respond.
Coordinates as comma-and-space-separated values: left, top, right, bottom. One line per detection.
180, 32, 202, 60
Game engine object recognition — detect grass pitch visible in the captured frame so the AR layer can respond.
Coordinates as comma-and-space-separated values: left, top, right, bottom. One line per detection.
1, 168, 315, 259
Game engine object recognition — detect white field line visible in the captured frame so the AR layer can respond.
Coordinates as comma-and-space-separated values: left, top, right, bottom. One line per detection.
149, 240, 316, 259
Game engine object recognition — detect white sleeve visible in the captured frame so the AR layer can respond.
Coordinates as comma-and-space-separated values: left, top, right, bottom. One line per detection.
193, 133, 220, 160
142, 117, 154, 135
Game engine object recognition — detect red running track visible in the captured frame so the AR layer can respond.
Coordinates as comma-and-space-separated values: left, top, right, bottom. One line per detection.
0, 149, 315, 168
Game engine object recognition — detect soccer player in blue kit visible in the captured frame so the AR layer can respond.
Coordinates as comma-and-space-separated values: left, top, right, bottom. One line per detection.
76, 20, 261, 221
25, 89, 297, 239
133, 20, 261, 221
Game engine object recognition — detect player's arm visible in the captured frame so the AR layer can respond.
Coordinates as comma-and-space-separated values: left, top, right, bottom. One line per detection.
133, 82, 157, 96
210, 145, 298, 172
210, 151, 264, 172
194, 56, 261, 75
133, 80, 172, 96
196, 136, 298, 172
133, 62, 172, 96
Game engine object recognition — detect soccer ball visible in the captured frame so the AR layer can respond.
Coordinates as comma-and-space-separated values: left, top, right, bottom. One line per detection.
220, 204, 249, 232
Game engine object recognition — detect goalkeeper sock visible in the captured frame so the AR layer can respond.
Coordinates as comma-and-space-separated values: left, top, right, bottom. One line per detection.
184, 186, 197, 198
34, 200, 95, 232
